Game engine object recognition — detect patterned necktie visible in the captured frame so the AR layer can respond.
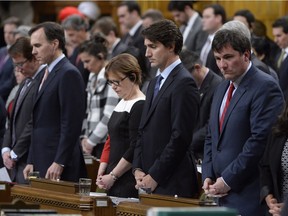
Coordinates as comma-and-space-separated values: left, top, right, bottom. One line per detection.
153, 75, 163, 102
12, 78, 32, 146
15, 78, 32, 112
219, 83, 235, 132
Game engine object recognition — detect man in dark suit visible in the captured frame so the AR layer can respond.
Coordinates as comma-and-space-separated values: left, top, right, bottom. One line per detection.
1, 37, 45, 184
23, 22, 87, 182
272, 17, 288, 98
180, 49, 222, 162
0, 17, 21, 102
168, 1, 207, 55
133, 19, 200, 198
117, 1, 149, 84
61, 15, 90, 88
200, 4, 226, 77
202, 27, 284, 215
91, 16, 137, 61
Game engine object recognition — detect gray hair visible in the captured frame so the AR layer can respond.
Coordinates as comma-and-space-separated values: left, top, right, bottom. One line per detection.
61, 14, 87, 31
220, 20, 251, 41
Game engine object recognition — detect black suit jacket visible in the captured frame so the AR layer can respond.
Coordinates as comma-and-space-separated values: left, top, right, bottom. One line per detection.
191, 70, 222, 160
251, 53, 270, 75
0, 47, 16, 102
2, 70, 44, 183
121, 25, 150, 82
260, 133, 287, 203
133, 63, 200, 198
181, 16, 207, 55
28, 57, 87, 182
276, 51, 288, 99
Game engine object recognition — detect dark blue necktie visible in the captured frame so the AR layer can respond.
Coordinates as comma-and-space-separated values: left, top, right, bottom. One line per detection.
153, 75, 163, 101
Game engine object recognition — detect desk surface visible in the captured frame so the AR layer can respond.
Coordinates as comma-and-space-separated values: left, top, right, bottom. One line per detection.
11, 184, 115, 216
116, 194, 200, 216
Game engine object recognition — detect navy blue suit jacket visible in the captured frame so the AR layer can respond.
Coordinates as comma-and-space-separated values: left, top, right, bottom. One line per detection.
0, 47, 15, 102
202, 65, 284, 215
277, 54, 288, 99
133, 63, 200, 198
28, 57, 87, 182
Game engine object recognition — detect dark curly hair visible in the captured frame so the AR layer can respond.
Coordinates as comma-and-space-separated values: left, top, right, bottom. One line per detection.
142, 19, 183, 55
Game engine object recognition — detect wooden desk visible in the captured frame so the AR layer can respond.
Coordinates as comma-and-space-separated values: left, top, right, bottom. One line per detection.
117, 194, 200, 216
11, 179, 115, 216
84, 155, 99, 192
0, 182, 13, 203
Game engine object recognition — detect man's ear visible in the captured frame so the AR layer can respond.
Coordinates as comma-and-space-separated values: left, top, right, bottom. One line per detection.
169, 44, 175, 53
244, 50, 251, 62
52, 39, 59, 51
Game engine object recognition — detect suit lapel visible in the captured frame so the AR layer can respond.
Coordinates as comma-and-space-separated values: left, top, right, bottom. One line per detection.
219, 83, 246, 138
35, 57, 67, 103
219, 66, 256, 138
141, 64, 182, 128
14, 68, 45, 118
184, 16, 201, 46
215, 81, 229, 138
11, 82, 25, 119
14, 80, 33, 114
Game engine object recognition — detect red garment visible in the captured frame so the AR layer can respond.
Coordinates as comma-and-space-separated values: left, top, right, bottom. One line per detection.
100, 135, 110, 163
7, 99, 14, 119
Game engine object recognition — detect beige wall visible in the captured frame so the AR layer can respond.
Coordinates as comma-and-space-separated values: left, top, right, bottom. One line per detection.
137, 0, 288, 39
32, 1, 288, 39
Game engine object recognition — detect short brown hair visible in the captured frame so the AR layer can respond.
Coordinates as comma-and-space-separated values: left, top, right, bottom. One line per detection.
105, 53, 142, 85
8, 37, 33, 61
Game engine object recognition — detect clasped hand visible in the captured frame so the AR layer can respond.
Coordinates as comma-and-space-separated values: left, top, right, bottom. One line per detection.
202, 177, 230, 196
266, 194, 284, 216
134, 170, 157, 192
96, 174, 114, 190
3, 151, 15, 169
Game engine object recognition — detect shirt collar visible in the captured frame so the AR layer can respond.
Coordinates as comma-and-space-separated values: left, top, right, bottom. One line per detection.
47, 53, 65, 73
159, 58, 181, 80
186, 12, 199, 29
232, 61, 252, 88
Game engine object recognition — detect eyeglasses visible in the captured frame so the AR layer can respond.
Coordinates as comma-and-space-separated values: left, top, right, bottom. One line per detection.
13, 59, 29, 68
107, 76, 128, 86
